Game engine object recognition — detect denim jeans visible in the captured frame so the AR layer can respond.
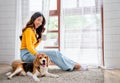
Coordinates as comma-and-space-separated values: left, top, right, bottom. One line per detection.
20, 49, 76, 71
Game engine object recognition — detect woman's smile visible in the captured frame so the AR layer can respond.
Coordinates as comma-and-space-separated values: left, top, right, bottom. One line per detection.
34, 16, 43, 29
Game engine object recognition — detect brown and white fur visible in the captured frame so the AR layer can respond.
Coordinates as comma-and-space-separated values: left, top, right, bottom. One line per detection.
6, 53, 59, 81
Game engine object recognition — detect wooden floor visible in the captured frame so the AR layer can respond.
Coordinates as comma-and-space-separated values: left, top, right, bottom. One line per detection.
0, 64, 11, 74
0, 64, 120, 83
104, 69, 120, 83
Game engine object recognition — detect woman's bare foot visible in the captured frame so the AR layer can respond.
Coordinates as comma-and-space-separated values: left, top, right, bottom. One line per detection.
74, 63, 88, 71
74, 63, 80, 70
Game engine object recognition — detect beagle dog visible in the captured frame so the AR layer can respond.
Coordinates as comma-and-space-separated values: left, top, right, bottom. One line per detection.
6, 53, 59, 81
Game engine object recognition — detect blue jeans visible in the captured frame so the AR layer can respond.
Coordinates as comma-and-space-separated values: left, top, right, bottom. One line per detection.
20, 49, 76, 71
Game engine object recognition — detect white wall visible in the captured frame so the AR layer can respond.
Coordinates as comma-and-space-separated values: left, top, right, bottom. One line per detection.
103, 0, 120, 68
0, 0, 29, 64
0, 0, 17, 64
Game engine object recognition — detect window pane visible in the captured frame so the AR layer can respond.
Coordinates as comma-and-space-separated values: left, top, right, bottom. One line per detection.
50, 0, 57, 10
30, 0, 42, 11
44, 33, 58, 47
48, 16, 58, 31
44, 48, 58, 51
63, 0, 77, 8
61, 0, 102, 66
64, 15, 87, 29
79, 0, 95, 7
64, 14, 101, 29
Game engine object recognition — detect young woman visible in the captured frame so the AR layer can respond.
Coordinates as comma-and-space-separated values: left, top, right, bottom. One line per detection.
20, 12, 87, 71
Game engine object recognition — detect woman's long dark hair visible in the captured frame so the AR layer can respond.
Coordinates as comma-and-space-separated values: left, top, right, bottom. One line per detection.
20, 12, 46, 40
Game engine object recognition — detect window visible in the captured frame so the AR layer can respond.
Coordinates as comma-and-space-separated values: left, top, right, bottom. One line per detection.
61, 0, 102, 66
44, 0, 60, 51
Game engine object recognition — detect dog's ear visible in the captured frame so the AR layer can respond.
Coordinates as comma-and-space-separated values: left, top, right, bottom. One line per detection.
34, 55, 41, 67
46, 55, 50, 67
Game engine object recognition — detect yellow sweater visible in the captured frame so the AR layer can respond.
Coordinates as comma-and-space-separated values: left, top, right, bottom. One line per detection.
20, 27, 40, 55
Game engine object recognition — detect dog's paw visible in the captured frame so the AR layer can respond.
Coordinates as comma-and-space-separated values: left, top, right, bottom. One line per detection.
53, 74, 59, 78
6, 72, 11, 76
7, 76, 12, 79
34, 78, 40, 81
20, 71, 26, 76
55, 75, 59, 78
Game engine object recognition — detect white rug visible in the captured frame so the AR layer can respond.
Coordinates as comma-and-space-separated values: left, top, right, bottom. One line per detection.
0, 68, 103, 83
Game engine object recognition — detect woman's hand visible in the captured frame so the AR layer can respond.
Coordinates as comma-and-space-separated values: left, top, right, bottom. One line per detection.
41, 34, 47, 41
36, 38, 42, 43
38, 38, 42, 42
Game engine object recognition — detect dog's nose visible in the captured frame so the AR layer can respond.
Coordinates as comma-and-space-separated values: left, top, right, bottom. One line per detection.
43, 60, 45, 63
